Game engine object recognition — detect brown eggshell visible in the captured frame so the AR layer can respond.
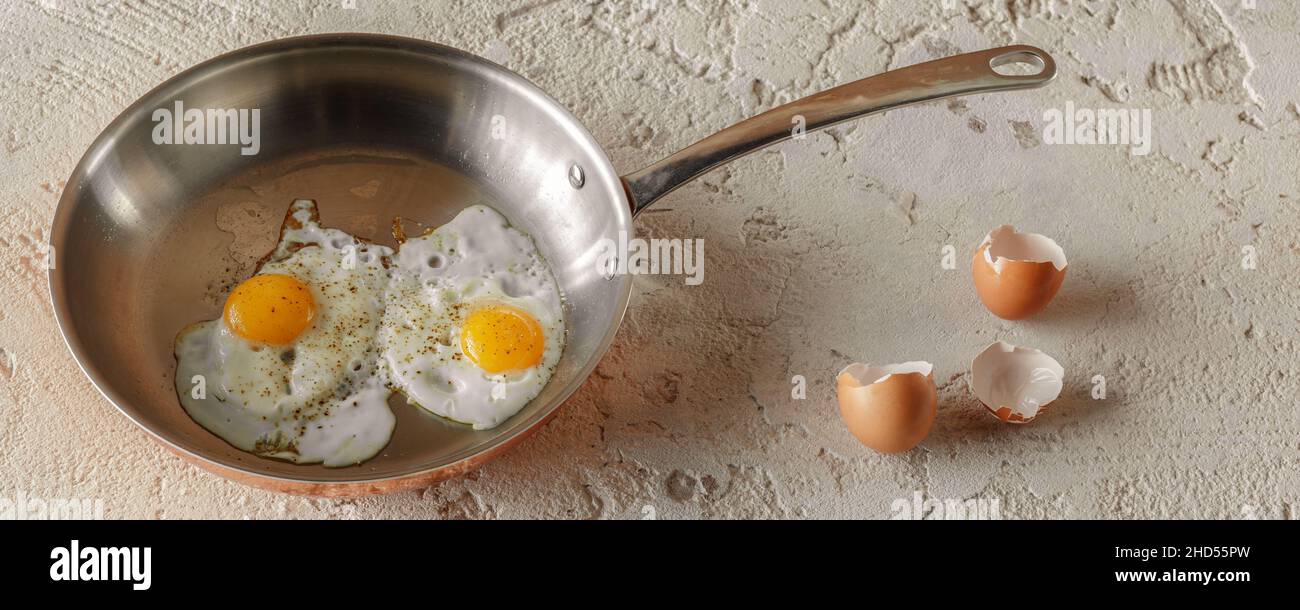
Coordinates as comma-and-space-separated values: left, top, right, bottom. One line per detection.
836, 364, 937, 453
987, 404, 1054, 423
969, 341, 1064, 424
971, 226, 1067, 320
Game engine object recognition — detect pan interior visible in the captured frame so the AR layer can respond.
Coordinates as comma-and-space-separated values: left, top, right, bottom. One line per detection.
51, 35, 632, 483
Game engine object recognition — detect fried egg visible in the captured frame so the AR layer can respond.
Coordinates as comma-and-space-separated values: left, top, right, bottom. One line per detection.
174, 199, 567, 466
174, 200, 396, 466
380, 206, 565, 429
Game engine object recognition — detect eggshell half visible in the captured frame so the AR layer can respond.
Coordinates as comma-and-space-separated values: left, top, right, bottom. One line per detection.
970, 341, 1064, 424
836, 362, 937, 453
972, 225, 1067, 320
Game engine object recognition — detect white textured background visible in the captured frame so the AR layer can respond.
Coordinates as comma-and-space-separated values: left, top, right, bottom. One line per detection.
2, 0, 1297, 519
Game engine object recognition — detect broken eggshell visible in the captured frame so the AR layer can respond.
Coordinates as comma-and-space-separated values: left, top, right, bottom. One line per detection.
971, 225, 1067, 320
836, 361, 937, 453
970, 341, 1064, 424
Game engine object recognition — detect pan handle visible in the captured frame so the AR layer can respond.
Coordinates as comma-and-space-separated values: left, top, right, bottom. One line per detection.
620, 45, 1055, 216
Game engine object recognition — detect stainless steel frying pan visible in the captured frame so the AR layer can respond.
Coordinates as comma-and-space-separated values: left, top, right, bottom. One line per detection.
49, 34, 1055, 496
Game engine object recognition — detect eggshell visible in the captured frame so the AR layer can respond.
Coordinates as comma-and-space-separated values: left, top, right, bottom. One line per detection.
969, 341, 1064, 424
836, 362, 937, 453
972, 225, 1067, 320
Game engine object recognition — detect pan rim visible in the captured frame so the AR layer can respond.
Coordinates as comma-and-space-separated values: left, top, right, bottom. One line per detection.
48, 33, 635, 490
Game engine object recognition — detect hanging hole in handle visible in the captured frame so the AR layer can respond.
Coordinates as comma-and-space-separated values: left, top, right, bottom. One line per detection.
989, 51, 1046, 76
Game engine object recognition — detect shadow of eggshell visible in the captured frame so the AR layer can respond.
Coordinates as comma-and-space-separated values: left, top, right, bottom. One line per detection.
972, 225, 1067, 320
836, 362, 937, 453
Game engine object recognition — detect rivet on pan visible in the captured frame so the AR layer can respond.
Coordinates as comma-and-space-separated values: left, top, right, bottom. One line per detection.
568, 163, 585, 189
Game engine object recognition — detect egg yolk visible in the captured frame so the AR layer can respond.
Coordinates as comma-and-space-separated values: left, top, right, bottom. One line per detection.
460, 304, 545, 374
223, 274, 316, 345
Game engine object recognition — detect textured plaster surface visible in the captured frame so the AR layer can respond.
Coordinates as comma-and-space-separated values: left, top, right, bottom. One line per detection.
1, 0, 1298, 519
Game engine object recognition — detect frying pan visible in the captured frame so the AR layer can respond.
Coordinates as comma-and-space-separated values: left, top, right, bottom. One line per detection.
49, 34, 1055, 496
